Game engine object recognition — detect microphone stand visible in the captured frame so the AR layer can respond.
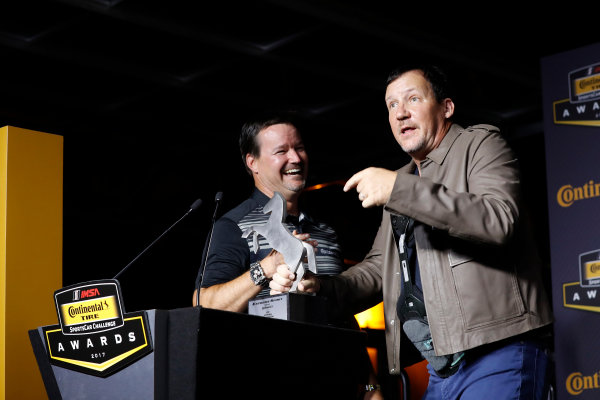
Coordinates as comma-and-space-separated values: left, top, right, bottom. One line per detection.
195, 192, 223, 306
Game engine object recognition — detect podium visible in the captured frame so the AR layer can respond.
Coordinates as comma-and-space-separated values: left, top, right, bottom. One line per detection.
29, 306, 368, 399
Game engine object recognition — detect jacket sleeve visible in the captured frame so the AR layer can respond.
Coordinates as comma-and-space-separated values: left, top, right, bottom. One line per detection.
319, 211, 387, 316
384, 127, 521, 246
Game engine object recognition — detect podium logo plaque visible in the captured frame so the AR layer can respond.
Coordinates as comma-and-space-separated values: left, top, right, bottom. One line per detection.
54, 280, 125, 335
42, 279, 153, 377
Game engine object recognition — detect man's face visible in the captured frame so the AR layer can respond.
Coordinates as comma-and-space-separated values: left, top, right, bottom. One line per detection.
384, 70, 453, 161
246, 123, 308, 200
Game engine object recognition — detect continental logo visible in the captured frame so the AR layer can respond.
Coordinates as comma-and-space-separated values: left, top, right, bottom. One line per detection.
566, 370, 600, 395
556, 179, 600, 207
573, 74, 600, 98
585, 261, 600, 280
60, 296, 119, 326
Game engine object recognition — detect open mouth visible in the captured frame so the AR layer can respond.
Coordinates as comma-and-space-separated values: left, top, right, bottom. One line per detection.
401, 126, 415, 134
283, 168, 302, 175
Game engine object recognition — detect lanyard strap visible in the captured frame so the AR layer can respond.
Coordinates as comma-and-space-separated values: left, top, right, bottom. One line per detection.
390, 214, 426, 320
391, 214, 414, 290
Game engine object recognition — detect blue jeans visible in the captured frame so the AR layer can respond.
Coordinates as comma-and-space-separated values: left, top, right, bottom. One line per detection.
423, 339, 550, 400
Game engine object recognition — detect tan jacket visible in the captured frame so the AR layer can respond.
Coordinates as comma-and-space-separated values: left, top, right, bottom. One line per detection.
320, 124, 553, 375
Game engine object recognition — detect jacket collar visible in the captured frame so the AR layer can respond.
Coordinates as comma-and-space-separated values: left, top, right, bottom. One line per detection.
399, 123, 463, 173
423, 123, 463, 166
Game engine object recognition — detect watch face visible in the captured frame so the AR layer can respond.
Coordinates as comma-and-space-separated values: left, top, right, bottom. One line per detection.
250, 263, 266, 286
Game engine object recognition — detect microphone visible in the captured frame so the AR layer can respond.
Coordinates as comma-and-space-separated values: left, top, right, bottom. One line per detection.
112, 198, 203, 280
195, 191, 223, 306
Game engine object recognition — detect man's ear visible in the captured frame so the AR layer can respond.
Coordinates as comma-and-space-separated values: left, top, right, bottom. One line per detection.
246, 153, 258, 174
444, 98, 455, 118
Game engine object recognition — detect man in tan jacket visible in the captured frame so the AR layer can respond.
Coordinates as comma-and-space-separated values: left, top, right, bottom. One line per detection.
271, 65, 554, 399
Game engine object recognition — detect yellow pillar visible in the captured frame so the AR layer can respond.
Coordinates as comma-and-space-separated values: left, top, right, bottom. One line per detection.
0, 126, 63, 400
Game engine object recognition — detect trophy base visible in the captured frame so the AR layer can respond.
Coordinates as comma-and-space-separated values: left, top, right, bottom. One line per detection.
248, 292, 327, 325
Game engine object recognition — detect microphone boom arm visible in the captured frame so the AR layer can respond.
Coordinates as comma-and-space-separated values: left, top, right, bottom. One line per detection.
112, 198, 202, 280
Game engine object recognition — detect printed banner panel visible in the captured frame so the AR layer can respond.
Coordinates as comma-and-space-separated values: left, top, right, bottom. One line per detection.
542, 42, 600, 399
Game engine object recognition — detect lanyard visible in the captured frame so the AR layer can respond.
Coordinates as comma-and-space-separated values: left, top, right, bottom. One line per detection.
391, 214, 426, 320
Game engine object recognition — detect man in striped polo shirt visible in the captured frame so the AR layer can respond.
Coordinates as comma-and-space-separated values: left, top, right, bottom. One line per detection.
193, 114, 345, 312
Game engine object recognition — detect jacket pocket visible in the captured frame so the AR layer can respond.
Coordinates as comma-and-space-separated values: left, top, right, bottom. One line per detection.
448, 250, 473, 266
449, 251, 525, 330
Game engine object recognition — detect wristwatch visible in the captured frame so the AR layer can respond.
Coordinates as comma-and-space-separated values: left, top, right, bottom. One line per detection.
249, 261, 269, 287
365, 384, 381, 392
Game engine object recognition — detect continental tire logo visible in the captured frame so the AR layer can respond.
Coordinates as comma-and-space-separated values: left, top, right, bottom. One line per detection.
574, 75, 600, 96
557, 180, 600, 207
586, 261, 600, 280
60, 296, 119, 325
566, 371, 600, 395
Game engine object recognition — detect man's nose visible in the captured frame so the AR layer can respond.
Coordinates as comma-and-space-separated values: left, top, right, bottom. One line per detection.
288, 149, 302, 162
395, 103, 409, 119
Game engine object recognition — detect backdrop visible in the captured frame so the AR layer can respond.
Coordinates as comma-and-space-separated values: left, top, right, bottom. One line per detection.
542, 41, 600, 399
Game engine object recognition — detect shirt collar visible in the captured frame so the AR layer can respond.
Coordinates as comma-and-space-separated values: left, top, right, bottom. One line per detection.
250, 188, 271, 206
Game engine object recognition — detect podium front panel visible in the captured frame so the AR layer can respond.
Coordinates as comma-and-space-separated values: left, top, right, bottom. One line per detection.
29, 310, 158, 400
194, 307, 368, 399
31, 307, 368, 399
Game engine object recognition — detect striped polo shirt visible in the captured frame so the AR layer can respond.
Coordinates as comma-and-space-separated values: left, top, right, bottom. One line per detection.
197, 189, 344, 298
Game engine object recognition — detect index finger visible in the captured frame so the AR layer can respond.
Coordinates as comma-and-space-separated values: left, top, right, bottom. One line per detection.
343, 171, 363, 192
